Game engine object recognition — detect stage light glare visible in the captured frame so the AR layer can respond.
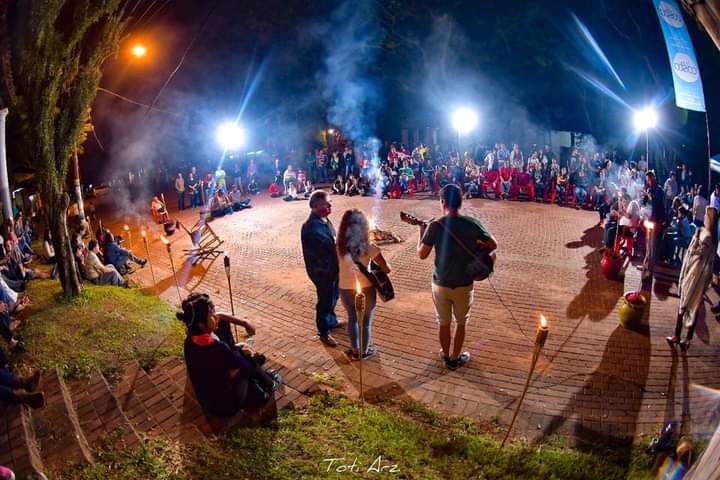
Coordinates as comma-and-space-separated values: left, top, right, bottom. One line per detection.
217, 122, 246, 150
633, 107, 657, 132
327, 128, 335, 135
451, 107, 479, 134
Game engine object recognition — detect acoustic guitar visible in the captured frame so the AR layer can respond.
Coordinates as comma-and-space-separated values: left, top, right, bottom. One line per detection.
400, 211, 497, 281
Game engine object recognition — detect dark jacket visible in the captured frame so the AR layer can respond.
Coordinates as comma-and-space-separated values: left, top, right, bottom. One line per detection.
301, 213, 338, 283
648, 185, 667, 224
103, 241, 129, 268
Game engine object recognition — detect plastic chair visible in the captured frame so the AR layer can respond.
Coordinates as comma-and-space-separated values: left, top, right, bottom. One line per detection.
480, 170, 500, 199
511, 172, 535, 201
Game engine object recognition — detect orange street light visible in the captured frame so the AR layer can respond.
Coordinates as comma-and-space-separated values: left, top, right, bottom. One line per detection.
131, 44, 147, 58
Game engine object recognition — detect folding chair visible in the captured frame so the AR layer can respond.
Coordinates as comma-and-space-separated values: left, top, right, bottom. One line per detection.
179, 221, 224, 265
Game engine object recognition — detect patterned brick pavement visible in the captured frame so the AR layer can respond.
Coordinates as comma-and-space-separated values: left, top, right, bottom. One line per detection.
105, 192, 720, 446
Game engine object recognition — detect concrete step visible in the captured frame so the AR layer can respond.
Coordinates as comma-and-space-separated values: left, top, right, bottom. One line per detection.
0, 403, 45, 479
67, 370, 141, 451
112, 362, 202, 443
29, 369, 93, 473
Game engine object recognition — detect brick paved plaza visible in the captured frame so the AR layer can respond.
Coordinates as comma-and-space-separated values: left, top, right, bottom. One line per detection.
109, 192, 720, 446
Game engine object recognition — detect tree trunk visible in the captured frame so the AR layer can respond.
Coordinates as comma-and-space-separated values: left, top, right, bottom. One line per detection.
48, 192, 81, 296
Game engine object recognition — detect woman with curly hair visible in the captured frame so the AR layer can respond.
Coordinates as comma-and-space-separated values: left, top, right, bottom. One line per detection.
336, 209, 391, 360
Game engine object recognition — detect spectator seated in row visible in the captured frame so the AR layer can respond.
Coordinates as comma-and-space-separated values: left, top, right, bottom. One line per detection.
0, 278, 29, 353
510, 172, 535, 201
150, 195, 170, 224
283, 182, 300, 201
229, 185, 251, 211
498, 162, 514, 198
210, 189, 234, 217
103, 233, 146, 274
84, 240, 129, 287
0, 349, 44, 409
177, 293, 282, 417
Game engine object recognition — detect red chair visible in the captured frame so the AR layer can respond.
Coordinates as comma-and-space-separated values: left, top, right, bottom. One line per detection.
480, 170, 500, 199
389, 182, 402, 199
545, 177, 557, 203
511, 172, 535, 201
406, 178, 418, 197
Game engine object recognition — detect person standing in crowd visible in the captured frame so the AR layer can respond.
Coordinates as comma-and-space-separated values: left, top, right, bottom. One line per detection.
301, 191, 342, 347
663, 172, 678, 214
336, 209, 391, 360
187, 166, 199, 209
667, 207, 718, 351
175, 173, 185, 211
692, 185, 708, 227
343, 145, 355, 180
641, 171, 666, 281
416, 184, 497, 369
710, 183, 720, 211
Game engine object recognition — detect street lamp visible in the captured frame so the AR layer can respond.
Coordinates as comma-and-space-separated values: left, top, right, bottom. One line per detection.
216, 122, 246, 151
131, 44, 147, 58
451, 107, 479, 152
633, 106, 657, 169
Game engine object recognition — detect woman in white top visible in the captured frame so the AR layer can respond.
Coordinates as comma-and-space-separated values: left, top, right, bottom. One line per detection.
336, 209, 391, 360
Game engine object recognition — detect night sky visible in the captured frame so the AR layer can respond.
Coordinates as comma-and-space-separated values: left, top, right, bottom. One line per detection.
87, 0, 720, 182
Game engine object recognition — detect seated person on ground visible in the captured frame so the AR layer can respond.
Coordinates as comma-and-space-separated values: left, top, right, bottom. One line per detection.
42, 228, 58, 279
84, 240, 129, 287
229, 185, 251, 211
304, 179, 315, 198
177, 293, 281, 417
283, 182, 299, 201
103, 233, 146, 274
150, 195, 170, 223
210, 189, 233, 217
345, 175, 359, 196
0, 350, 44, 409
332, 175, 345, 195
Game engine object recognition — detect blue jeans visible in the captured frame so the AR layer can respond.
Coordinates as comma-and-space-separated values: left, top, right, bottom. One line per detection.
0, 368, 16, 402
340, 287, 376, 354
575, 186, 587, 204
312, 277, 339, 337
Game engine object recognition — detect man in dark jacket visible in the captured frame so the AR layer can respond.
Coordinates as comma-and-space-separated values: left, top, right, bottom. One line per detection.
641, 171, 666, 282
301, 191, 341, 346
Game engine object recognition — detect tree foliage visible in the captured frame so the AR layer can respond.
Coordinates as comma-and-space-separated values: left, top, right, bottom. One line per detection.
0, 0, 127, 295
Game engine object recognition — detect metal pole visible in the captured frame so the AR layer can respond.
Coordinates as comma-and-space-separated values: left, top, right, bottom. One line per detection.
646, 130, 650, 172
705, 111, 712, 197
0, 109, 13, 222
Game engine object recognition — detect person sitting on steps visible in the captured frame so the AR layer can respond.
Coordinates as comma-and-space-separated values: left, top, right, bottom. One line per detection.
178, 293, 282, 417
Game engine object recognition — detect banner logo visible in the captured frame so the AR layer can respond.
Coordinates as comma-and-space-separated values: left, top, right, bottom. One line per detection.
672, 53, 699, 82
658, 1, 684, 28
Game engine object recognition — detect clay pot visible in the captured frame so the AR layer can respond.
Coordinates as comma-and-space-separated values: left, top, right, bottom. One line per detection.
600, 251, 623, 280
619, 291, 647, 329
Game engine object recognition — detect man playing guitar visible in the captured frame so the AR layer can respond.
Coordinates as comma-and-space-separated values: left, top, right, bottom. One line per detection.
402, 184, 497, 370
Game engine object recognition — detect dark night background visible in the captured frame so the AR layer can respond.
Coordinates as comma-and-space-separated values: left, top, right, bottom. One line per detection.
86, 0, 720, 185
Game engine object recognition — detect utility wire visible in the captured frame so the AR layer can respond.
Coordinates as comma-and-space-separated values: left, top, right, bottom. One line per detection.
97, 87, 179, 116
145, 0, 219, 115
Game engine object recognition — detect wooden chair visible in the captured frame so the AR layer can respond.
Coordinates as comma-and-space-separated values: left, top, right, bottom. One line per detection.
179, 221, 224, 265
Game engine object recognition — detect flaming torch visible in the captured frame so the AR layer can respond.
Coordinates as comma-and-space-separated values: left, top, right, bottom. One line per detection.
355, 278, 366, 405
501, 315, 549, 449
123, 224, 133, 251
141, 229, 156, 285
160, 235, 182, 304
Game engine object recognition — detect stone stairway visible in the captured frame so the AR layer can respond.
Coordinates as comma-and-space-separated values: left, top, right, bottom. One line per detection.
0, 356, 318, 479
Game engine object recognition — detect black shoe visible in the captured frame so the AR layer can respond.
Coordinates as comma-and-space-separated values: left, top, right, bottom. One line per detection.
139, 259, 147, 268
447, 352, 470, 370
319, 335, 337, 347
361, 346, 378, 359
331, 321, 346, 330
11, 341, 25, 353
267, 369, 283, 391
711, 304, 720, 315
666, 336, 679, 348
345, 348, 360, 361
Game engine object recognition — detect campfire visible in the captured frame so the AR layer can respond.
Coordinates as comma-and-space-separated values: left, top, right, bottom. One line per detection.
369, 217, 403, 245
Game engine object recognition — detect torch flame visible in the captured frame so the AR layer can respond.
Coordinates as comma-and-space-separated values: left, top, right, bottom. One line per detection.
643, 220, 655, 230
141, 229, 146, 238
369, 217, 376, 231
160, 235, 169, 245
123, 224, 129, 231
540, 315, 547, 328
355, 278, 361, 294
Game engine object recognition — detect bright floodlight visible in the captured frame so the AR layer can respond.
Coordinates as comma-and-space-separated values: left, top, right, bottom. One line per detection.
633, 107, 657, 132
217, 122, 246, 150
451, 107, 479, 134
131, 44, 147, 58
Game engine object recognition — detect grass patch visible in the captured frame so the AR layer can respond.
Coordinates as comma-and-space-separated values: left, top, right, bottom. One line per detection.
18, 279, 185, 378
61, 392, 654, 480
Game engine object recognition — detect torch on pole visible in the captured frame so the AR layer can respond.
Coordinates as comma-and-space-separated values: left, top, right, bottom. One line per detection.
500, 315, 549, 449
224, 255, 238, 341
355, 279, 366, 406
140, 229, 156, 285
160, 235, 182, 304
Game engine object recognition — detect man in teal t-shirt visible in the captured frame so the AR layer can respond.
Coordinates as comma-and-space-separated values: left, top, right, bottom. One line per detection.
417, 184, 497, 370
